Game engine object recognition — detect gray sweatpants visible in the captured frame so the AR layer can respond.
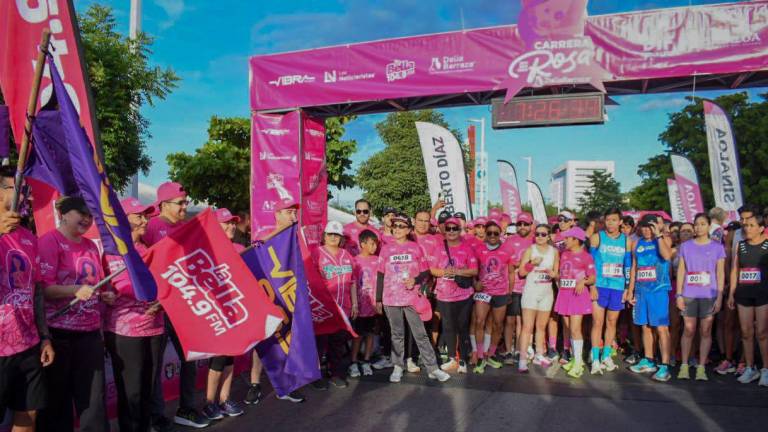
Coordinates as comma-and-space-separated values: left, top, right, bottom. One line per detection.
384, 305, 438, 373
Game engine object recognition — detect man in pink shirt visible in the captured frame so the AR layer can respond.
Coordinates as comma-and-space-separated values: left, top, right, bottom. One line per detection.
501, 212, 535, 364
343, 199, 381, 255
142, 181, 189, 247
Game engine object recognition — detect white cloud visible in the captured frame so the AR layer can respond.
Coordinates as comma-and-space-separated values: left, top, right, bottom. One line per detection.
154, 0, 185, 30
638, 97, 688, 111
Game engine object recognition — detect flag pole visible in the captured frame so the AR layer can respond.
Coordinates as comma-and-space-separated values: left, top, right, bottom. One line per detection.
11, 28, 51, 212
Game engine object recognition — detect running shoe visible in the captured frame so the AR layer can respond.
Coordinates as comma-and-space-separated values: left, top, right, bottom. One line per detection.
562, 358, 576, 372
457, 360, 468, 374
533, 354, 551, 367
715, 360, 736, 375
440, 358, 458, 372
625, 352, 641, 365
219, 400, 244, 417
669, 357, 677, 368
546, 348, 559, 363
560, 350, 572, 365
389, 366, 404, 383
174, 408, 211, 428
277, 391, 306, 403
590, 361, 604, 375
630, 358, 657, 374
518, 363, 529, 374
695, 365, 708, 381
652, 365, 671, 382
601, 357, 619, 372
428, 369, 451, 382
202, 403, 223, 421
330, 377, 348, 388
735, 363, 747, 376
244, 383, 262, 405
311, 378, 329, 390
567, 362, 584, 379
372, 356, 393, 370
677, 364, 690, 380
737, 366, 760, 384
501, 352, 516, 365
407, 358, 421, 373
473, 360, 487, 374
759, 368, 768, 387
361, 362, 374, 376
486, 355, 503, 369
527, 346, 535, 359
348, 362, 361, 378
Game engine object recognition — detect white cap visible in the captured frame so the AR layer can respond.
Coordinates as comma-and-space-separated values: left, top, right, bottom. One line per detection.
559, 210, 575, 220
324, 220, 344, 236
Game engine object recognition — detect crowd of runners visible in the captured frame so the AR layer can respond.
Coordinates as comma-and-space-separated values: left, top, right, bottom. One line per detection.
2, 168, 767, 432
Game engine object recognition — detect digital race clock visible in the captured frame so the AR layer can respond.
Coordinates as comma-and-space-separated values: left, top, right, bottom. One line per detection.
491, 93, 605, 129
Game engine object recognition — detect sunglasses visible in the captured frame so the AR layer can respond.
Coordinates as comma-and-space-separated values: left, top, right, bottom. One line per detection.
535, 232, 550, 238
444, 226, 461, 232
167, 199, 190, 207
486, 231, 501, 237
393, 224, 410, 230
355, 209, 370, 215
516, 222, 531, 227
557, 216, 571, 222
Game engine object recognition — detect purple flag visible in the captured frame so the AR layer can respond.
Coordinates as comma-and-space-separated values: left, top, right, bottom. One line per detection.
0, 105, 9, 160
242, 224, 320, 397
27, 57, 157, 301
25, 111, 79, 195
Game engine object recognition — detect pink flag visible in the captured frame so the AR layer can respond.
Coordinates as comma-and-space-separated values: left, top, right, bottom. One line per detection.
497, 160, 523, 222
670, 154, 704, 222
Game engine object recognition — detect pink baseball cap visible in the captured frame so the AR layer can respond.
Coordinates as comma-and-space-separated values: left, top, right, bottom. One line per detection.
120, 197, 154, 216
444, 217, 461, 226
275, 196, 300, 211
562, 227, 587, 242
489, 208, 503, 220
156, 181, 186, 203
215, 208, 240, 224
474, 217, 488, 226
501, 213, 511, 223
466, 221, 475, 229
485, 218, 501, 228
516, 212, 533, 224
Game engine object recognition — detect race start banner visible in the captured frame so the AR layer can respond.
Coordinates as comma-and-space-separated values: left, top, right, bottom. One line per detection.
671, 154, 705, 223
704, 100, 743, 222
415, 121, 471, 216
498, 160, 523, 222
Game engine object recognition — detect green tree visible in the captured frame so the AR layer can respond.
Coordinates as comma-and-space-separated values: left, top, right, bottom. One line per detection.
167, 115, 357, 211
79, 5, 180, 191
356, 110, 465, 217
577, 170, 625, 213
628, 92, 768, 210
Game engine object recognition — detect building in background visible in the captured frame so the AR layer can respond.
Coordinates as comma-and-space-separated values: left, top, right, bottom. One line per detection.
550, 160, 615, 211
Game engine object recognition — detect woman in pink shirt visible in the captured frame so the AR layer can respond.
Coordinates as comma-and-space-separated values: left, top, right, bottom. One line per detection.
38, 197, 113, 432
103, 198, 164, 432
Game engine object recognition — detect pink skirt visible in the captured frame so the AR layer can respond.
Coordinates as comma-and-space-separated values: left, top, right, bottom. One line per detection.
554, 288, 593, 316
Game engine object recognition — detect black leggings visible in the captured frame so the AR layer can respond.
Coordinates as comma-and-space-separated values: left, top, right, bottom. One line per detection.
437, 298, 473, 362
209, 356, 234, 372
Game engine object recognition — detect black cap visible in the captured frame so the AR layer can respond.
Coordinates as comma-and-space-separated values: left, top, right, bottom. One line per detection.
437, 211, 452, 224
639, 214, 657, 227
55, 196, 91, 216
382, 207, 398, 215
453, 212, 466, 221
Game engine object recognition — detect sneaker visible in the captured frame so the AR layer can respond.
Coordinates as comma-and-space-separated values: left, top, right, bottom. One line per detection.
486, 355, 503, 369
348, 362, 361, 378
715, 360, 736, 375
527, 346, 535, 359
601, 357, 618, 372
473, 360, 487, 374
174, 408, 211, 428
440, 358, 458, 372
277, 390, 306, 403
389, 365, 404, 383
590, 361, 604, 375
737, 366, 760, 384
567, 362, 584, 378
407, 358, 421, 373
244, 383, 262, 405
759, 368, 768, 387
518, 363, 529, 374
457, 360, 468, 374
372, 356, 393, 370
546, 348, 559, 363
630, 358, 658, 374
533, 354, 551, 367
669, 357, 677, 368
361, 362, 373, 376
695, 365, 708, 381
151, 416, 176, 432
735, 362, 746, 376
677, 364, 690, 380
219, 400, 244, 417
625, 352, 641, 365
428, 369, 451, 382
501, 352, 516, 365
652, 364, 671, 382
330, 377, 348, 388
560, 350, 572, 365
311, 378, 329, 390
562, 358, 576, 372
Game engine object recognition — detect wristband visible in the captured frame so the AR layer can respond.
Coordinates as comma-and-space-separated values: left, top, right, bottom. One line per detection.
524, 263, 535, 272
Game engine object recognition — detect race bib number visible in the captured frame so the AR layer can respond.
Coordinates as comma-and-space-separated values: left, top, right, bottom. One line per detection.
686, 272, 711, 286
637, 266, 657, 282
602, 263, 623, 278
560, 279, 577, 289
739, 268, 762, 285
473, 292, 492, 303
533, 271, 552, 283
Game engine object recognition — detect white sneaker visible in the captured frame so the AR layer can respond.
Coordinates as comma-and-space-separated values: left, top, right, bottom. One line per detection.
590, 361, 604, 375
440, 359, 458, 372
457, 360, 467, 374
373, 356, 393, 370
602, 357, 619, 372
759, 368, 768, 387
738, 366, 761, 384
348, 363, 361, 378
527, 346, 535, 359
428, 369, 451, 382
389, 366, 403, 383
406, 358, 421, 373
361, 362, 373, 376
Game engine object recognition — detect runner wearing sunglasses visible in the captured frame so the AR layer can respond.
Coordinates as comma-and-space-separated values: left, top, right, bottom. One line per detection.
500, 213, 535, 364
344, 199, 382, 256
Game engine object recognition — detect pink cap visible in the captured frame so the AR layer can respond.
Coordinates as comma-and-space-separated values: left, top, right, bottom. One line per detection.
412, 295, 432, 321
120, 198, 154, 216
466, 221, 475, 229
474, 217, 488, 226
444, 217, 461, 226
516, 212, 533, 224
489, 208, 503, 220
562, 227, 587, 242
215, 208, 240, 223
485, 218, 501, 228
275, 196, 300, 211
501, 213, 511, 223
156, 181, 186, 203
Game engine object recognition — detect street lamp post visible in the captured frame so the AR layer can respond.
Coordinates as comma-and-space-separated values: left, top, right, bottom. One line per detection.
522, 156, 532, 205
127, 0, 141, 199
468, 118, 486, 216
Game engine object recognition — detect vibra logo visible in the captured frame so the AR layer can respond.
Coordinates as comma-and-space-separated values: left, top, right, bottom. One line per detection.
386, 60, 416, 82
268, 74, 316, 86
260, 128, 290, 136
324, 70, 337, 83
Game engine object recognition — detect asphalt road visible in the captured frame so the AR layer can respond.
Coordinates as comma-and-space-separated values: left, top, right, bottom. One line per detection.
165, 361, 768, 432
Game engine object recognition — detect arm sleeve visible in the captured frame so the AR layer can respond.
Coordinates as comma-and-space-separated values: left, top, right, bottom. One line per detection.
34, 282, 50, 339
376, 272, 384, 302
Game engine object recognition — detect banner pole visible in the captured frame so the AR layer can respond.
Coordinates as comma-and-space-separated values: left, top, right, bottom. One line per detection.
11, 28, 51, 212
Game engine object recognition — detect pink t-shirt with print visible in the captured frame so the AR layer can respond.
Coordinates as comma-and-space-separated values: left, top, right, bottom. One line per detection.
559, 249, 596, 289
476, 245, 513, 296
0, 228, 42, 356
415, 233, 441, 257
377, 241, 428, 307
313, 246, 355, 316
142, 216, 185, 247
502, 234, 534, 293
39, 230, 104, 332
427, 241, 478, 302
343, 222, 381, 256
353, 255, 378, 318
